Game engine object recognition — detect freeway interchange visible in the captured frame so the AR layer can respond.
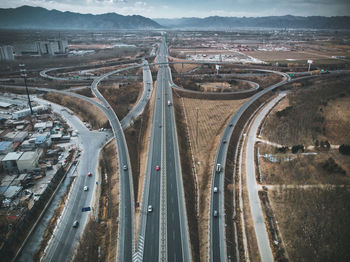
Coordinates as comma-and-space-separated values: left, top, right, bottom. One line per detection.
4, 34, 346, 262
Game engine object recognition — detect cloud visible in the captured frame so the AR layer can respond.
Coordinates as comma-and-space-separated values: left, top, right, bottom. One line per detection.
0, 0, 349, 17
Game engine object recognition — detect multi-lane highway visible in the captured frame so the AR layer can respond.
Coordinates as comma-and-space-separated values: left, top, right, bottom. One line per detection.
136, 36, 191, 262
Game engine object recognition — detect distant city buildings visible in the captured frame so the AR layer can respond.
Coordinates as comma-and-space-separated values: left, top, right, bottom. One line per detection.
12, 39, 68, 57
0, 45, 15, 61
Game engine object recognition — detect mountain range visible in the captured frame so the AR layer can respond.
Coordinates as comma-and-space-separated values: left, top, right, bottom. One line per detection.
0, 6, 349, 30
155, 16, 350, 29
0, 5, 161, 30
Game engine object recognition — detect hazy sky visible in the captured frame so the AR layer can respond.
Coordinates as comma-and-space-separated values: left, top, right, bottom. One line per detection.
1, 0, 350, 18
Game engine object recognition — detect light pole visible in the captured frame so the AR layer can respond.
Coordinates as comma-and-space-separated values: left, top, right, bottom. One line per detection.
19, 64, 33, 115
195, 107, 199, 146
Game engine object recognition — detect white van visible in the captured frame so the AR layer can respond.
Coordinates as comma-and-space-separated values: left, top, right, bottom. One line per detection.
216, 163, 222, 173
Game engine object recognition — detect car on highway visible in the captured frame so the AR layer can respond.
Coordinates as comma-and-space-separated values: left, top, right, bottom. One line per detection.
123, 164, 128, 171
148, 205, 153, 213
156, 165, 160, 171
213, 210, 218, 217
72, 220, 79, 228
83, 186, 88, 191
213, 187, 218, 193
88, 172, 92, 177
216, 163, 222, 173
223, 140, 227, 144
229, 123, 233, 127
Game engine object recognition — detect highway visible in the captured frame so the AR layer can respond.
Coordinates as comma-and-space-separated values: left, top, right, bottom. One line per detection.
135, 36, 191, 262
244, 93, 287, 262
91, 70, 135, 262
6, 48, 345, 262
121, 59, 153, 129
209, 69, 290, 262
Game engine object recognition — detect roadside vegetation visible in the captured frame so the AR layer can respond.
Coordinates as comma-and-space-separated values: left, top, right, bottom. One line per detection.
269, 187, 350, 262
176, 94, 248, 261
43, 93, 109, 129
257, 74, 350, 260
99, 79, 141, 120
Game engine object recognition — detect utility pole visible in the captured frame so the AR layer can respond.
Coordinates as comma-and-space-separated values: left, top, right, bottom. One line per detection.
19, 64, 33, 115
195, 107, 199, 146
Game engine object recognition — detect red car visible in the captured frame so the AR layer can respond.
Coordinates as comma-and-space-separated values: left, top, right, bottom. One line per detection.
88, 172, 92, 177
156, 165, 160, 171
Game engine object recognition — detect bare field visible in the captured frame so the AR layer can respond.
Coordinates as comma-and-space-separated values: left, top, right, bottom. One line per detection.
324, 96, 350, 144
243, 50, 328, 61
169, 57, 199, 73
182, 97, 248, 261
269, 187, 350, 261
259, 144, 350, 185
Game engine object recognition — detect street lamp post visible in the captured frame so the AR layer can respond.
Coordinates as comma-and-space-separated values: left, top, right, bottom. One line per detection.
195, 107, 199, 146
19, 64, 33, 115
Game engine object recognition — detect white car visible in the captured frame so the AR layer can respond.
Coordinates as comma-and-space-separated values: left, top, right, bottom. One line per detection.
83, 186, 88, 191
148, 205, 153, 213
213, 187, 218, 193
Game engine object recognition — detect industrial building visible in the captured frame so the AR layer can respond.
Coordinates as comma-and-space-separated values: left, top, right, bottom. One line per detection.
17, 151, 39, 172
0, 45, 14, 61
2, 151, 23, 173
12, 105, 48, 120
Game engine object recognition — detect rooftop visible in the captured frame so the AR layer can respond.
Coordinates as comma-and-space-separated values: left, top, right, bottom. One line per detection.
19, 151, 38, 161
0, 141, 12, 151
2, 151, 23, 161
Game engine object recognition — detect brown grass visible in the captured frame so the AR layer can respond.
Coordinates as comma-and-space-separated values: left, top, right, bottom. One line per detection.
269, 187, 350, 261
182, 97, 248, 261
99, 81, 141, 120
169, 57, 199, 73
262, 76, 350, 145
43, 93, 109, 129
324, 96, 350, 144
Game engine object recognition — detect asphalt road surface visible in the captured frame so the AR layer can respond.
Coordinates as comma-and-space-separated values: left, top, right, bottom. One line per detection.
138, 36, 191, 262
244, 93, 286, 262
37, 100, 111, 262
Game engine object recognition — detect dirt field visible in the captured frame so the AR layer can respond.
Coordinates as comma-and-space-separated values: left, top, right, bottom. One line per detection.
269, 187, 350, 261
243, 51, 328, 62
168, 57, 199, 73
181, 97, 248, 261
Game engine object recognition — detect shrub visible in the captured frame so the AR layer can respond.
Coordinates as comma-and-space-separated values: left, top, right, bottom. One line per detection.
292, 145, 304, 154
339, 144, 350, 155
321, 157, 346, 175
